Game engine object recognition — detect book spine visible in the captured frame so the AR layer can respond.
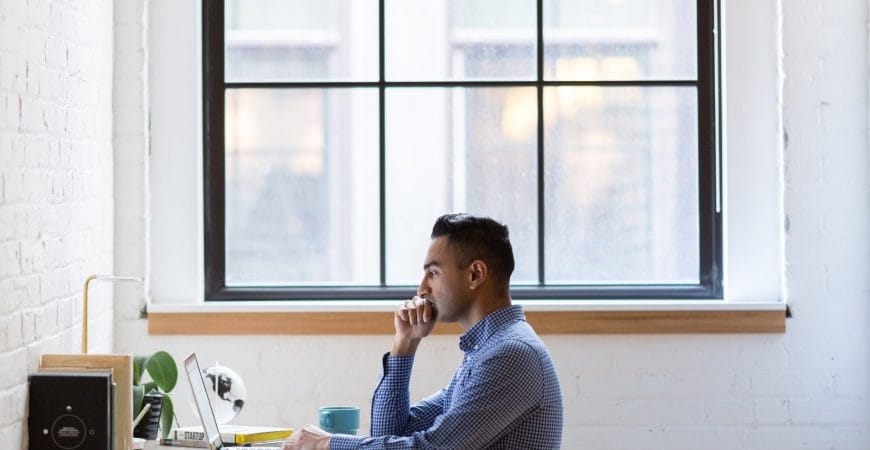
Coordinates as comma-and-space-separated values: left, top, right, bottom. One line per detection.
174, 429, 207, 441
160, 438, 209, 448
231, 431, 294, 444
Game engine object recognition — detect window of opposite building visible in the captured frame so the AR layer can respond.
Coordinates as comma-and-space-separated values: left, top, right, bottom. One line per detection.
202, 0, 721, 301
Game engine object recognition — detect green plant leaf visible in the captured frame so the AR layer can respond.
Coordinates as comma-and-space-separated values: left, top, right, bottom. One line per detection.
160, 395, 174, 439
133, 385, 145, 420
145, 351, 178, 393
133, 355, 149, 385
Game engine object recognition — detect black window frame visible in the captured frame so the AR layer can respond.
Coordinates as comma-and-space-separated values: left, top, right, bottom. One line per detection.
203, 0, 722, 301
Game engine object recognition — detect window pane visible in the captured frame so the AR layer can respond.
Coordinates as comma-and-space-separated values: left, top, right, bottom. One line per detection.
544, 0, 697, 80
225, 0, 379, 82
386, 0, 536, 81
385, 87, 538, 285
225, 88, 380, 285
544, 86, 699, 283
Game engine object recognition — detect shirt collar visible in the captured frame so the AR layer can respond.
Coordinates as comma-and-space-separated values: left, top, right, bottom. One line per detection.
458, 305, 525, 353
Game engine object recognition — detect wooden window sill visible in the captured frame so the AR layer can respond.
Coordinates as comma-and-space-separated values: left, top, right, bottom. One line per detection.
147, 306, 786, 335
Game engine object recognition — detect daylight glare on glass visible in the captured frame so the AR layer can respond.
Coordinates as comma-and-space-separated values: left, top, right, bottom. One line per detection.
222, 0, 701, 287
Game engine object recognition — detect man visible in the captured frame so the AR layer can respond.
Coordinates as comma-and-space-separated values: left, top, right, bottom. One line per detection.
284, 213, 563, 449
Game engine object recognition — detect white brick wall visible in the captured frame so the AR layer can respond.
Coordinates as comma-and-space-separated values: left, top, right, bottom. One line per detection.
112, 0, 149, 323
106, 0, 870, 449
108, 1, 870, 449
0, 0, 115, 448
110, 7, 868, 450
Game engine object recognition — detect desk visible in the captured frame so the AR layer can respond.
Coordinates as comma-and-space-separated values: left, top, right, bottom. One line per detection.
144, 442, 178, 450
144, 440, 284, 449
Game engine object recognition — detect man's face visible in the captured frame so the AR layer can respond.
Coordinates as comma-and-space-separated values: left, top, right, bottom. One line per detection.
418, 236, 473, 323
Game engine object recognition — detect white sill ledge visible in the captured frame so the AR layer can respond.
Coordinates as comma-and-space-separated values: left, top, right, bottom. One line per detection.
145, 299, 786, 314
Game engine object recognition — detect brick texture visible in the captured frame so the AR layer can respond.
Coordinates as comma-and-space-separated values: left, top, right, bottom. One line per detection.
0, 0, 114, 448
3, 0, 868, 449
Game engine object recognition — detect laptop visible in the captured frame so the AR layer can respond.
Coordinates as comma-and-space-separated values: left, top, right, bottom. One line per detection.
184, 353, 282, 450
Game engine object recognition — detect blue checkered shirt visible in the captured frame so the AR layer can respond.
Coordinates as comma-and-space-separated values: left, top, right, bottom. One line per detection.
330, 305, 563, 449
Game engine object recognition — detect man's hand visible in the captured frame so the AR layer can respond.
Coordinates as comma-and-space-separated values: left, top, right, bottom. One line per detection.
282, 424, 331, 450
391, 296, 437, 356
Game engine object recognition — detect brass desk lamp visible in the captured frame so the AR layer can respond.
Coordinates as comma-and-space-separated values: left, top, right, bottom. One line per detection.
81, 274, 143, 353
38, 274, 143, 450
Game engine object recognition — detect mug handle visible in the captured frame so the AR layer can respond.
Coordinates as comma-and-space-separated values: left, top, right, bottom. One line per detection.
320, 410, 333, 428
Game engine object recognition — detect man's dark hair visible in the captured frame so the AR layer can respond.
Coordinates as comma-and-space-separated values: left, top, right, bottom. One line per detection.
430, 213, 515, 286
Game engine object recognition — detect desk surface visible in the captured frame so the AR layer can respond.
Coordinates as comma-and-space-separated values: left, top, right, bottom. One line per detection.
144, 442, 176, 450
144, 440, 284, 449
144, 441, 206, 449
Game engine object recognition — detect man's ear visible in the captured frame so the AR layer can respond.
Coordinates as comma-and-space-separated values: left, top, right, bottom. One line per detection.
468, 260, 488, 289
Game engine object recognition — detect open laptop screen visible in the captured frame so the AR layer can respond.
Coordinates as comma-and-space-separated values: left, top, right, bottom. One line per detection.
184, 353, 223, 448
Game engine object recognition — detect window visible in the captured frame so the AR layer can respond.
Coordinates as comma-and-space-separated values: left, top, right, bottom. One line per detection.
203, 0, 721, 301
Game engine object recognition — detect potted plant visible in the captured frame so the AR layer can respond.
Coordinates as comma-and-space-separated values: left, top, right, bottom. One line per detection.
132, 351, 178, 439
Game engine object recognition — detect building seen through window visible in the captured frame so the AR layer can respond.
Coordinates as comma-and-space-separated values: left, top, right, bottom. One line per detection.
212, 0, 715, 298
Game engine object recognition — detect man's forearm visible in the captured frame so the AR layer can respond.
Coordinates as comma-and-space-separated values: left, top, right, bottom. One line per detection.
390, 336, 422, 357
371, 354, 415, 437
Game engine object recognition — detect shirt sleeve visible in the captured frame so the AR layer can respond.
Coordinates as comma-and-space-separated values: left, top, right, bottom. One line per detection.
329, 353, 445, 450
370, 353, 446, 436
330, 341, 544, 450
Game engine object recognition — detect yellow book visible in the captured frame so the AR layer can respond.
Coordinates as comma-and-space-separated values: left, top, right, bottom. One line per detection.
172, 424, 293, 445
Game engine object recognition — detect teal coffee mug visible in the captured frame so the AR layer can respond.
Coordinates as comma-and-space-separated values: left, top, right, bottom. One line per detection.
319, 406, 360, 435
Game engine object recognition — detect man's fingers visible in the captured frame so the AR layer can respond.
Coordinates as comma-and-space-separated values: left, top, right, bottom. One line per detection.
423, 299, 433, 323
413, 296, 429, 324
419, 301, 428, 323
303, 424, 328, 434
282, 424, 329, 450
411, 302, 421, 325
282, 432, 299, 449
397, 296, 435, 326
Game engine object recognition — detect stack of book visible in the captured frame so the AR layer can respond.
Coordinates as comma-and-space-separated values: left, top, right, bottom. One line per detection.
160, 424, 293, 447
29, 371, 114, 450
37, 354, 134, 450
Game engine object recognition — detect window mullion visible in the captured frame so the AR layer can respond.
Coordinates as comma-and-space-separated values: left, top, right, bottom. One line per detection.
536, 0, 545, 286
379, 0, 387, 287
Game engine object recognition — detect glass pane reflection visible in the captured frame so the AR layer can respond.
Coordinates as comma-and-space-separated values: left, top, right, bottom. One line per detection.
225, 88, 380, 285
386, 0, 536, 81
544, 0, 697, 80
225, 0, 379, 82
385, 87, 538, 285
544, 86, 699, 284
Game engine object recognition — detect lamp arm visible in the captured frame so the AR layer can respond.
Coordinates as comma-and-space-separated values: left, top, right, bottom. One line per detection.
82, 274, 98, 354
81, 274, 143, 354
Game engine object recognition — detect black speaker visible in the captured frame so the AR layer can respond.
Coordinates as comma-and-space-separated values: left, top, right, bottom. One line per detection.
28, 371, 113, 450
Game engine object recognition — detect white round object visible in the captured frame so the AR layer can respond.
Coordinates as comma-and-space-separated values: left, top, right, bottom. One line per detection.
199, 363, 247, 424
